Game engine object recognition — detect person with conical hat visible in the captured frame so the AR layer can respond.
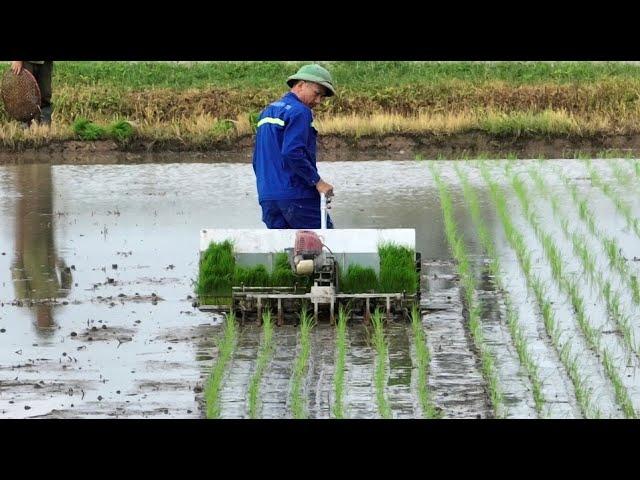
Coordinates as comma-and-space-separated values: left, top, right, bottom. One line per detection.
252, 63, 336, 229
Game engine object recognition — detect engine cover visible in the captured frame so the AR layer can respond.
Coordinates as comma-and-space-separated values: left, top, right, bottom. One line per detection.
294, 230, 323, 256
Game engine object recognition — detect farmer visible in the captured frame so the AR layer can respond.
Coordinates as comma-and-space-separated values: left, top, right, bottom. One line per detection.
252, 63, 336, 229
10, 61, 54, 127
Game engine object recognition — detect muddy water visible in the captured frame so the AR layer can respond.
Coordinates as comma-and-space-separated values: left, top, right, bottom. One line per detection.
306, 324, 336, 419
422, 260, 493, 418
1, 159, 636, 418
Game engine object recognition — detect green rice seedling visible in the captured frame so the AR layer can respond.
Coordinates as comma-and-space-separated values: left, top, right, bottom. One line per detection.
587, 161, 640, 240
574, 151, 591, 160
410, 304, 439, 418
234, 264, 270, 287
270, 252, 298, 288
332, 306, 349, 419
290, 306, 314, 419
205, 312, 238, 419
107, 120, 135, 142
197, 240, 236, 298
509, 165, 638, 416
610, 160, 635, 187
631, 275, 640, 305
479, 161, 599, 418
72, 117, 107, 140
247, 310, 275, 419
378, 243, 418, 294
529, 167, 639, 358
557, 167, 640, 310
558, 342, 599, 418
370, 309, 392, 419
414, 153, 425, 161
340, 264, 379, 293
431, 163, 505, 416
602, 349, 637, 418
456, 164, 545, 415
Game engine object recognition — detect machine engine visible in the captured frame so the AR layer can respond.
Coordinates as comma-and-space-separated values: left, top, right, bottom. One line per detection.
286, 230, 338, 289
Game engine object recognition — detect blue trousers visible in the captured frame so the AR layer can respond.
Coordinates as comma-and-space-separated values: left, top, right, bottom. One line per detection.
260, 198, 334, 229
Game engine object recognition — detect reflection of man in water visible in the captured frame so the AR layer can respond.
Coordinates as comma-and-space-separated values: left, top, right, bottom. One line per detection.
11, 164, 71, 330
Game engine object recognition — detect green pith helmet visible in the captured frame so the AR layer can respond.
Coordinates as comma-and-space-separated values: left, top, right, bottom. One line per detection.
286, 64, 336, 97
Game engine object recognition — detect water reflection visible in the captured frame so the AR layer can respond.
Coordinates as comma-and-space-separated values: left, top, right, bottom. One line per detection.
11, 164, 72, 332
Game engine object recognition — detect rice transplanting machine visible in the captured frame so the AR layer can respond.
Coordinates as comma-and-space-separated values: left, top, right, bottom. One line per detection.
199, 193, 421, 325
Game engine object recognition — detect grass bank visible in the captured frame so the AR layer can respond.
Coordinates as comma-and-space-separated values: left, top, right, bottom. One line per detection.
3, 62, 640, 154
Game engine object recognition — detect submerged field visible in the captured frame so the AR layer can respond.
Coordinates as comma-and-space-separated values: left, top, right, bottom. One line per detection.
203, 158, 640, 418
2, 158, 640, 418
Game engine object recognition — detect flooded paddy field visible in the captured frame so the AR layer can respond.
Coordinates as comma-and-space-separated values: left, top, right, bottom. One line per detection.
2, 158, 640, 418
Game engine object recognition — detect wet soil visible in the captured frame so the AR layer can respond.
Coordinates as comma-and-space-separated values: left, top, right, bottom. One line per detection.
3, 133, 640, 165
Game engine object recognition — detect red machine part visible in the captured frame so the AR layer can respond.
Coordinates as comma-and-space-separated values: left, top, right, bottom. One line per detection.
294, 230, 323, 256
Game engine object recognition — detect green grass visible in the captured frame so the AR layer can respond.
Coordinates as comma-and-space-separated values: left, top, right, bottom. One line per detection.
50, 61, 640, 90
247, 311, 275, 418
290, 307, 314, 419
332, 306, 349, 419
6, 62, 640, 150
479, 110, 576, 137
205, 312, 238, 419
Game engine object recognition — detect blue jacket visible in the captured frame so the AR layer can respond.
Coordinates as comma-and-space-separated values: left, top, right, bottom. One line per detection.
253, 92, 321, 202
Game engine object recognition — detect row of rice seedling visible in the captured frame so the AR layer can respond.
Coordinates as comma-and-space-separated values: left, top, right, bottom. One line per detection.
455, 164, 545, 415
556, 169, 640, 305
198, 242, 310, 302
610, 160, 636, 188
430, 163, 505, 416
340, 243, 418, 294
410, 304, 439, 418
370, 309, 392, 418
331, 306, 349, 419
585, 160, 640, 240
507, 167, 636, 418
528, 166, 640, 359
247, 311, 275, 419
290, 308, 314, 419
479, 162, 600, 418
205, 312, 238, 419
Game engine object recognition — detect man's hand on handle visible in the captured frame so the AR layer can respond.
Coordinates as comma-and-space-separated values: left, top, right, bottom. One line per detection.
316, 179, 334, 197
316, 179, 334, 208
10, 61, 23, 75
